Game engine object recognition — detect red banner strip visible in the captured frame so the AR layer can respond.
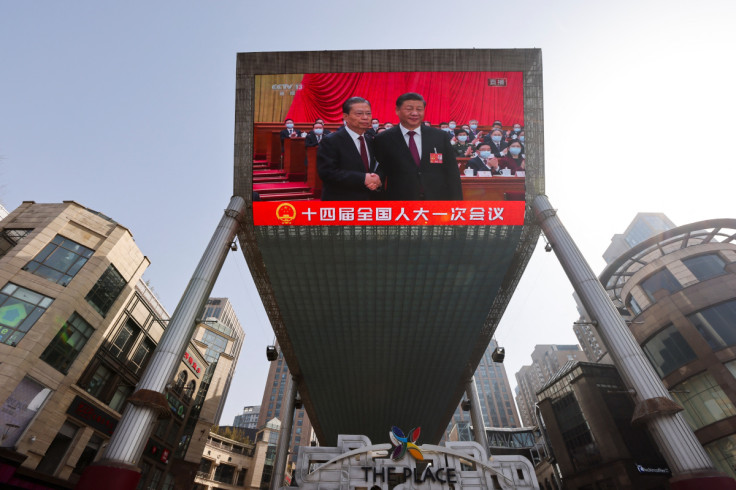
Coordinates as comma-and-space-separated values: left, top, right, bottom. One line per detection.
253, 201, 525, 226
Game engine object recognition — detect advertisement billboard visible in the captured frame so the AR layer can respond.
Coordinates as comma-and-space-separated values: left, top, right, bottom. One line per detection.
234, 49, 544, 445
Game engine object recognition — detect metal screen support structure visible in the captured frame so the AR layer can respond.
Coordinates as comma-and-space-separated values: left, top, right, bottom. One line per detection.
270, 375, 298, 490
532, 194, 736, 490
76, 196, 246, 490
466, 376, 489, 454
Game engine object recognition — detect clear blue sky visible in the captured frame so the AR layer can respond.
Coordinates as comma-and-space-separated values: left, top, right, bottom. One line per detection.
2, 1, 735, 427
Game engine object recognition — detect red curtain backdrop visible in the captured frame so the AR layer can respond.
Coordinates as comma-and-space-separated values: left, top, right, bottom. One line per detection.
285, 72, 524, 127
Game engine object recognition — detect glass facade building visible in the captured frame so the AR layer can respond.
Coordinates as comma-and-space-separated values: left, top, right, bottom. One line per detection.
599, 219, 736, 479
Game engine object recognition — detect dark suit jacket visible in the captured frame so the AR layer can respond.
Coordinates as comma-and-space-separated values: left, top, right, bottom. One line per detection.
305, 131, 325, 148
317, 129, 383, 201
280, 127, 301, 141
374, 126, 463, 200
483, 138, 509, 157
466, 157, 501, 176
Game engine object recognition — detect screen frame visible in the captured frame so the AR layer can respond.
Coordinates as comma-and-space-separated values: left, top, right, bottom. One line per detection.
234, 49, 544, 442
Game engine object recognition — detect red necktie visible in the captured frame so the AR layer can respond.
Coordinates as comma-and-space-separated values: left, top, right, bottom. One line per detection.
358, 135, 370, 171
407, 130, 420, 166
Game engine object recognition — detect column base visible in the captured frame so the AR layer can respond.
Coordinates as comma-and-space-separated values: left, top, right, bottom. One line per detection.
670, 470, 736, 490
75, 459, 141, 490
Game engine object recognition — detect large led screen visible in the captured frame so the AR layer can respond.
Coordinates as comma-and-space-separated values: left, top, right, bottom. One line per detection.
251, 71, 527, 226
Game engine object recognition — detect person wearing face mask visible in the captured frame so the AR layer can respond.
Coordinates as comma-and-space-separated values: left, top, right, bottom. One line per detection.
305, 122, 326, 148
452, 129, 474, 157
466, 143, 501, 176
366, 118, 381, 138
439, 122, 453, 135
280, 118, 299, 142
448, 120, 457, 132
467, 119, 482, 141
518, 131, 525, 144
483, 129, 509, 157
495, 140, 525, 175
507, 124, 523, 141
314, 118, 331, 136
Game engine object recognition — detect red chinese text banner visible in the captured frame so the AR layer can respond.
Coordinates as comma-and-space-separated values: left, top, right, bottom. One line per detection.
285, 72, 523, 127
253, 201, 524, 226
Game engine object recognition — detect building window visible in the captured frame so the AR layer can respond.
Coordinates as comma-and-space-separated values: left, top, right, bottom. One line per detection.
23, 235, 94, 286
214, 463, 236, 484
130, 336, 155, 374
626, 295, 642, 316
640, 268, 681, 302
182, 380, 196, 403
705, 434, 736, 480
85, 364, 113, 399
689, 300, 736, 350
671, 371, 736, 430
109, 319, 140, 359
109, 384, 133, 412
85, 264, 126, 317
0, 228, 32, 258
0, 283, 54, 346
40, 312, 94, 374
202, 328, 229, 363
642, 324, 697, 377
173, 370, 188, 394
552, 392, 600, 471
682, 253, 727, 282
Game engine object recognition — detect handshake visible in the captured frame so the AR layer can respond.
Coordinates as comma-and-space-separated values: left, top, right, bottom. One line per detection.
364, 173, 382, 191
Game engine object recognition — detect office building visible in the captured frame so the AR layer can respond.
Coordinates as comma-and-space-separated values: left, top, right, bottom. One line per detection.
598, 217, 736, 479
445, 339, 521, 440
601, 212, 676, 265
256, 343, 314, 465
234, 405, 261, 430
0, 202, 242, 490
514, 345, 588, 427
574, 213, 678, 365
536, 362, 670, 489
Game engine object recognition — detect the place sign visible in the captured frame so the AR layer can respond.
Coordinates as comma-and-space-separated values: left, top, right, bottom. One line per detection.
361, 465, 458, 485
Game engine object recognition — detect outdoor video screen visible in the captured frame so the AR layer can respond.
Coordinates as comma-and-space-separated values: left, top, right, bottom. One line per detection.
251, 71, 526, 226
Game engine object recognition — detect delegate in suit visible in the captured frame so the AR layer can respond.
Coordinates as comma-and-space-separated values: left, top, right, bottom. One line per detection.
374, 93, 463, 200
317, 97, 383, 201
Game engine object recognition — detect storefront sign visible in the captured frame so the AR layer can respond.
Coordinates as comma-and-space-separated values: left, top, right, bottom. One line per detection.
67, 396, 118, 436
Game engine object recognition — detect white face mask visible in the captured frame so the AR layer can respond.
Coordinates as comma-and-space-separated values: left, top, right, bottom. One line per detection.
372, 124, 379, 130
457, 135, 468, 143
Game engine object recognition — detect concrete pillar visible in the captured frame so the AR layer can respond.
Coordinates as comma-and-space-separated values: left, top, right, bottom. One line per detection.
465, 376, 489, 454
531, 194, 736, 490
270, 375, 298, 490
75, 196, 246, 490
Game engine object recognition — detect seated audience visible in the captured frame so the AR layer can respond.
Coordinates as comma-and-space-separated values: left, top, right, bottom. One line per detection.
466, 143, 501, 176
495, 140, 525, 175
452, 129, 475, 157
305, 122, 326, 148
483, 129, 509, 157
507, 123, 523, 141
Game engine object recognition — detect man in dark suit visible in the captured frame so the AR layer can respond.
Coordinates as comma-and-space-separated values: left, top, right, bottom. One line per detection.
315, 119, 332, 136
365, 118, 380, 138
279, 118, 300, 142
466, 143, 501, 176
305, 122, 326, 148
483, 128, 509, 157
374, 93, 463, 201
317, 97, 383, 201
